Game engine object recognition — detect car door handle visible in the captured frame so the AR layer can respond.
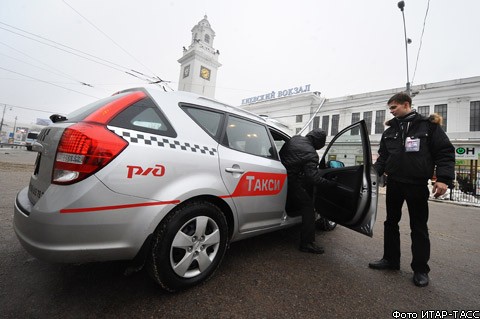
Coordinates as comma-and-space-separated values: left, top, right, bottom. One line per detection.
225, 167, 245, 174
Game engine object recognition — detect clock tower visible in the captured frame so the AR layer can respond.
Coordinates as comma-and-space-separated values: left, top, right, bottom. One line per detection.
178, 16, 221, 98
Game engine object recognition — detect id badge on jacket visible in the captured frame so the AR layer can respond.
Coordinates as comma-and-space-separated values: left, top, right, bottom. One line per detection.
405, 137, 420, 152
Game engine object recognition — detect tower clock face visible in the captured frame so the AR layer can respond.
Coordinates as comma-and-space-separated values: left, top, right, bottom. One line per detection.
200, 66, 211, 80
183, 65, 190, 78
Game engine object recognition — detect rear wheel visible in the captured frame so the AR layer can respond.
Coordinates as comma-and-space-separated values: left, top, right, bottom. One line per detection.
147, 201, 228, 292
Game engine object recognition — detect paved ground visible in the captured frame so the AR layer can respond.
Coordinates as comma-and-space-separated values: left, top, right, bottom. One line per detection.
1, 148, 479, 318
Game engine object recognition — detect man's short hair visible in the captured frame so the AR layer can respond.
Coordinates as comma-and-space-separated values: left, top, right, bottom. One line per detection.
387, 92, 412, 106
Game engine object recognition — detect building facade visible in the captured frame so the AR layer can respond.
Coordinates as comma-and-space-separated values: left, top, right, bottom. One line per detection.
177, 16, 221, 99
242, 76, 480, 150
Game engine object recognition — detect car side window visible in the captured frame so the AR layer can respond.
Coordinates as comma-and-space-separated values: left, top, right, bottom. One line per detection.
269, 129, 289, 158
182, 106, 224, 139
223, 116, 275, 158
109, 97, 176, 137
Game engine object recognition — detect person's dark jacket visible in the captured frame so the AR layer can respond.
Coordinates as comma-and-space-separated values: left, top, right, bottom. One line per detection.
374, 112, 455, 186
279, 129, 332, 188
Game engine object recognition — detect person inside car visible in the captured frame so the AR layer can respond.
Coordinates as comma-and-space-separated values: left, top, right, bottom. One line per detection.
279, 128, 336, 254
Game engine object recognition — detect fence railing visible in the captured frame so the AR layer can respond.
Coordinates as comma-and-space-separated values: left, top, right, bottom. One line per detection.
433, 170, 479, 206
0, 143, 26, 149
445, 187, 480, 205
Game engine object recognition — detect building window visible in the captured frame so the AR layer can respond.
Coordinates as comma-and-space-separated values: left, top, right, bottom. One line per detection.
313, 116, 320, 129
331, 114, 340, 135
363, 111, 372, 134
355, 155, 364, 166
322, 115, 330, 135
205, 34, 210, 43
434, 104, 448, 132
375, 110, 385, 134
471, 101, 480, 131
295, 127, 301, 135
351, 112, 360, 135
296, 115, 303, 123
418, 105, 429, 117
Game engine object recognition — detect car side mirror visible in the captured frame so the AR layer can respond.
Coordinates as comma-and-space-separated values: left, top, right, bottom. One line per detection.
326, 160, 345, 168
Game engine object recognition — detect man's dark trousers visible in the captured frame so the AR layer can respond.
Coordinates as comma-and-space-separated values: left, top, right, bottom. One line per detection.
287, 180, 315, 245
384, 179, 431, 273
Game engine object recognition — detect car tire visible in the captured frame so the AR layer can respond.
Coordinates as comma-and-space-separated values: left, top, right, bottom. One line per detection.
315, 216, 337, 231
147, 200, 228, 292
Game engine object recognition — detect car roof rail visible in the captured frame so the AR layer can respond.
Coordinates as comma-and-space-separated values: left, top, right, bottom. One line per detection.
197, 96, 266, 123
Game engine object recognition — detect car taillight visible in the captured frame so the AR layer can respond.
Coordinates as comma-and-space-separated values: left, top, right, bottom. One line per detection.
53, 122, 128, 184
52, 90, 146, 184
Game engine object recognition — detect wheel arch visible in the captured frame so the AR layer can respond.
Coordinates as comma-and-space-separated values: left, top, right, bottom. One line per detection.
130, 195, 235, 272
174, 195, 235, 240
146, 195, 232, 291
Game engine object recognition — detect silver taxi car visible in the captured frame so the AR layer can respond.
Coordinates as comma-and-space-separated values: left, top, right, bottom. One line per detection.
14, 87, 378, 292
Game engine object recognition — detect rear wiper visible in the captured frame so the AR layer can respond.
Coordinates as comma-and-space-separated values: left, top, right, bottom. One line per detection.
50, 114, 68, 123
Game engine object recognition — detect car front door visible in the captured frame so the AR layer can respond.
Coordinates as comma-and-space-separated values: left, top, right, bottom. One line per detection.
218, 115, 288, 233
314, 120, 378, 237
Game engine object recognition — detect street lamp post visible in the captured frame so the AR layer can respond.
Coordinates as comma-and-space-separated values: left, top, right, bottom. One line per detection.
13, 116, 17, 136
397, 1, 412, 96
0, 104, 6, 135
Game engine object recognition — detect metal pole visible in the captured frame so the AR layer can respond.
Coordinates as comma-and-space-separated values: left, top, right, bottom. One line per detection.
13, 116, 17, 135
398, 1, 411, 96
298, 97, 326, 135
0, 104, 6, 137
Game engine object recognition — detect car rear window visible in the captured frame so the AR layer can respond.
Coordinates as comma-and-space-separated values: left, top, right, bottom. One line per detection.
109, 97, 176, 137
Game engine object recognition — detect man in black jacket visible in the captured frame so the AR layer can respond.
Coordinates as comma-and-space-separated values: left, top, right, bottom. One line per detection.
369, 92, 455, 287
279, 128, 335, 254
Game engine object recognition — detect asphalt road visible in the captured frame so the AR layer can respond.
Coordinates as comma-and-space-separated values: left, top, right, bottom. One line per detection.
1, 148, 479, 318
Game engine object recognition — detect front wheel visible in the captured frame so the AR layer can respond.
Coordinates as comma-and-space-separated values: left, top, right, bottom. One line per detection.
147, 201, 228, 292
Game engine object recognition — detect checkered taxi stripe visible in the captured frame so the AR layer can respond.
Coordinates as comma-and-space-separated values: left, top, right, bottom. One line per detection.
110, 127, 217, 156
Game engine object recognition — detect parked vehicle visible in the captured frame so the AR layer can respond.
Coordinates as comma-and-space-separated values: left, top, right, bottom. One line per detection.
25, 131, 39, 151
14, 87, 378, 292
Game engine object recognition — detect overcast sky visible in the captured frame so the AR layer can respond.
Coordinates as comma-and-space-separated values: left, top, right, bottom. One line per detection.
1, 0, 480, 127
